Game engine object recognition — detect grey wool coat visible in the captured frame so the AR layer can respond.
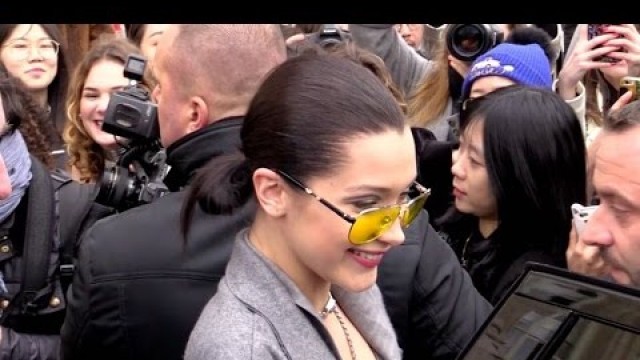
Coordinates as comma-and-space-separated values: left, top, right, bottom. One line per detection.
185, 229, 403, 360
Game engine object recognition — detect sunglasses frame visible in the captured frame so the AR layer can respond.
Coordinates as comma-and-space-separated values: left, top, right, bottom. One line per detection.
275, 169, 431, 244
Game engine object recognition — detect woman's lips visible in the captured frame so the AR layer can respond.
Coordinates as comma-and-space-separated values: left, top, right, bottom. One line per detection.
453, 186, 466, 198
348, 249, 385, 268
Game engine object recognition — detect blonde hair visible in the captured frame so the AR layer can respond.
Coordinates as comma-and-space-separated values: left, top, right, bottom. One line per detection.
406, 38, 451, 127
63, 36, 151, 183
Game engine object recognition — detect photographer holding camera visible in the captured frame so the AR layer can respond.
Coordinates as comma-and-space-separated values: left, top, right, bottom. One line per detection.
64, 37, 156, 185
284, 24, 352, 57
350, 24, 566, 141
349, 24, 507, 141
60, 24, 288, 360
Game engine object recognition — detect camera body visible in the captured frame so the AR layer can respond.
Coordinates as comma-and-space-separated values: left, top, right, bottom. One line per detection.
96, 54, 169, 211
307, 24, 350, 48
97, 145, 169, 211
571, 203, 599, 235
102, 55, 159, 142
620, 76, 640, 101
446, 24, 504, 62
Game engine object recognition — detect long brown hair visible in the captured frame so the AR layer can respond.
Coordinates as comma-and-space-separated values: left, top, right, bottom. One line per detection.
63, 36, 150, 183
406, 37, 451, 127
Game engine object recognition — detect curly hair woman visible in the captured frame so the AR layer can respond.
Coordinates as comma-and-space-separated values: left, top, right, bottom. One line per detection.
0, 63, 56, 169
63, 36, 152, 183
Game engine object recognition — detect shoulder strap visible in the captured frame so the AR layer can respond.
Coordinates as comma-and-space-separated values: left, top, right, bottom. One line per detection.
53, 169, 98, 289
2, 157, 55, 320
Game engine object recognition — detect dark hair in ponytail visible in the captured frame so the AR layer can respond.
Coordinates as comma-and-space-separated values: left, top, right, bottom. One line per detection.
181, 53, 406, 240
181, 151, 253, 238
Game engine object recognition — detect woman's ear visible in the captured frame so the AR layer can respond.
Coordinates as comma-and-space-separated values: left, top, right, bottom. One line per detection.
253, 168, 287, 217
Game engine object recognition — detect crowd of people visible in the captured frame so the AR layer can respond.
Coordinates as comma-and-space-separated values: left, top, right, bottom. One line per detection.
0, 23, 637, 359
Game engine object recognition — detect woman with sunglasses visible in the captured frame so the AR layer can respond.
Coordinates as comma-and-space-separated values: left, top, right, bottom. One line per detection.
438, 85, 587, 305
283, 42, 492, 360
181, 54, 434, 359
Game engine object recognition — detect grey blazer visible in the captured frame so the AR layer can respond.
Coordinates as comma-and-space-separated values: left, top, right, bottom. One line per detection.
185, 229, 402, 360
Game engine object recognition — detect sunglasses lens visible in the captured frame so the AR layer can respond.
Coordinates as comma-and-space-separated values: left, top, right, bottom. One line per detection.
349, 207, 401, 245
402, 193, 429, 227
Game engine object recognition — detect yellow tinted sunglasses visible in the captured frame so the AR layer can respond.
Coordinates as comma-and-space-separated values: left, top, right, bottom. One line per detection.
276, 170, 431, 245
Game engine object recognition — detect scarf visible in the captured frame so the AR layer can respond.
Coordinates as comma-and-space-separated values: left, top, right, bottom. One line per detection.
0, 130, 31, 223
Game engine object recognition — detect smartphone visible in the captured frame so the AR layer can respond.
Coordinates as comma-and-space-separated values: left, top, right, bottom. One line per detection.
620, 76, 640, 101
571, 203, 599, 236
588, 24, 620, 63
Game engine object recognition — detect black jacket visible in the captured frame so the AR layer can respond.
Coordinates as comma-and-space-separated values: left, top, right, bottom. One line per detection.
444, 224, 564, 305
412, 127, 457, 229
377, 210, 492, 360
0, 156, 111, 360
60, 117, 253, 360
0, 157, 64, 360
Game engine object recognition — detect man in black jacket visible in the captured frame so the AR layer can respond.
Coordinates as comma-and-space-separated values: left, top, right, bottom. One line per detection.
60, 24, 288, 360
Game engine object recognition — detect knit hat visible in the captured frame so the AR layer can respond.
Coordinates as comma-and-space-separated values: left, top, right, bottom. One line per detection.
461, 43, 552, 99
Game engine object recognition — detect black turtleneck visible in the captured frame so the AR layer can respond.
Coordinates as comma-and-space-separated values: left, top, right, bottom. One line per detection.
163, 116, 243, 191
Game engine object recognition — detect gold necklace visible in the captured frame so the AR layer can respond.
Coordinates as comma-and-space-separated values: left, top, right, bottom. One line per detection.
320, 292, 357, 360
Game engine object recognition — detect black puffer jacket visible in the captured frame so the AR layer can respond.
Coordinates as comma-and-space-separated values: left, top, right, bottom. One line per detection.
0, 157, 63, 360
0, 156, 111, 360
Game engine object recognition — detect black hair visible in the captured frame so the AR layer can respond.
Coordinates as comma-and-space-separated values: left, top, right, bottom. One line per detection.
0, 24, 70, 145
181, 54, 406, 237
440, 85, 587, 263
0, 63, 55, 168
505, 26, 555, 66
124, 24, 146, 47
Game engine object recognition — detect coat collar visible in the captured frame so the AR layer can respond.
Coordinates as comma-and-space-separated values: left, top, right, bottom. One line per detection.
223, 229, 402, 359
163, 117, 243, 191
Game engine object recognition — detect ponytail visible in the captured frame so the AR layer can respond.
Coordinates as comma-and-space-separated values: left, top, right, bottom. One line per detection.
180, 151, 253, 239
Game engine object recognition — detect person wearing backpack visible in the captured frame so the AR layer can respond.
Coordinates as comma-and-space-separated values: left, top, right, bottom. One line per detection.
0, 63, 112, 359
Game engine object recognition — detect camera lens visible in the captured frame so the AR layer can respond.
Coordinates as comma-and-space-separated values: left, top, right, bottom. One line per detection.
455, 25, 483, 53
447, 24, 500, 62
319, 37, 343, 48
96, 165, 139, 210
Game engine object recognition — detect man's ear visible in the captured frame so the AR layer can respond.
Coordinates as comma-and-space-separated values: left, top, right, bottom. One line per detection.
253, 168, 288, 217
185, 96, 209, 133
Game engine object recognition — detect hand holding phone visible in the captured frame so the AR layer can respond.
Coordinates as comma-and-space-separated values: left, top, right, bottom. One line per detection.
588, 24, 622, 63
620, 76, 640, 101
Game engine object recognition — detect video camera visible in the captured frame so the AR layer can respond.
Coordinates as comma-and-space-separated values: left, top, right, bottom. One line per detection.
96, 54, 170, 211
307, 24, 351, 48
446, 24, 504, 62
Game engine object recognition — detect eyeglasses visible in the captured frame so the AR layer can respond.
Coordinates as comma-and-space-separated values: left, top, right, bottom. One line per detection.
0, 97, 14, 141
1, 39, 60, 61
276, 170, 431, 245
394, 24, 423, 32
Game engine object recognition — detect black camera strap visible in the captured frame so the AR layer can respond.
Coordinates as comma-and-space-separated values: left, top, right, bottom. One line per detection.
1, 157, 55, 322
51, 169, 101, 293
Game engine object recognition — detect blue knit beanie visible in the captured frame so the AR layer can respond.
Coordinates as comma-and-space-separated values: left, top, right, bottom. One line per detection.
461, 43, 552, 99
